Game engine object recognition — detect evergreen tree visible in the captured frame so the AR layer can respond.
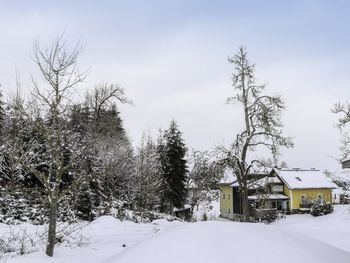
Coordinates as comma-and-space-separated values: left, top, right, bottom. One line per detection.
0, 95, 47, 224
0, 88, 5, 142
70, 98, 134, 218
134, 132, 161, 210
97, 104, 126, 139
69, 104, 89, 136
98, 136, 135, 204
159, 120, 188, 214
0, 92, 30, 187
73, 136, 104, 221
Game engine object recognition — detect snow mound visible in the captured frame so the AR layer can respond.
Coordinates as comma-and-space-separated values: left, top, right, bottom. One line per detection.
86, 215, 123, 231
91, 215, 122, 224
272, 205, 350, 253
104, 221, 350, 263
151, 219, 182, 226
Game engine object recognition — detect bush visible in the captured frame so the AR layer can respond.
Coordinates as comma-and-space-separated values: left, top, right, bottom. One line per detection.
324, 202, 334, 214
311, 200, 333, 216
202, 213, 208, 221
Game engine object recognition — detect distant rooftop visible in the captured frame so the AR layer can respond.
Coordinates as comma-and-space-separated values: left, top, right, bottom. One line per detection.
341, 159, 350, 169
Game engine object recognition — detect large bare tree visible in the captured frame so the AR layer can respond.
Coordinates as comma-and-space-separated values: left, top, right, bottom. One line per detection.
222, 47, 293, 222
331, 101, 350, 160
30, 35, 87, 256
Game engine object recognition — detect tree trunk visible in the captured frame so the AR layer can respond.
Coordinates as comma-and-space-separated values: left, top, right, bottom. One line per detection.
241, 188, 250, 222
170, 197, 175, 216
46, 200, 58, 257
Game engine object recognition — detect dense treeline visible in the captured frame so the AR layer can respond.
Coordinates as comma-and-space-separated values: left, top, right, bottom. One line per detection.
0, 87, 222, 224
0, 86, 133, 222
0, 37, 224, 256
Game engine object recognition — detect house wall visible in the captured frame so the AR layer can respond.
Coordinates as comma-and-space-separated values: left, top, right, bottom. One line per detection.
219, 185, 233, 214
283, 186, 332, 211
232, 187, 242, 214
283, 185, 292, 211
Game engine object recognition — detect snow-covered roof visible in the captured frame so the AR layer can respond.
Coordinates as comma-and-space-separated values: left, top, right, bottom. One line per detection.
275, 169, 337, 190
249, 166, 272, 175
173, 205, 192, 212
248, 194, 289, 200
218, 167, 272, 186
218, 169, 237, 185
230, 181, 240, 187
249, 176, 282, 189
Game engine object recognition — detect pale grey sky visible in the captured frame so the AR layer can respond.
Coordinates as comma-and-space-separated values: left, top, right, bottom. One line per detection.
1, 1, 349, 171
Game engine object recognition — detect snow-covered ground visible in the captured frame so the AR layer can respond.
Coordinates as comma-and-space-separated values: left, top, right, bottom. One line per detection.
0, 217, 183, 263
272, 204, 350, 253
1, 205, 350, 263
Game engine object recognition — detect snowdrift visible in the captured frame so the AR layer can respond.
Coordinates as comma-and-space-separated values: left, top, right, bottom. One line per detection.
105, 221, 350, 263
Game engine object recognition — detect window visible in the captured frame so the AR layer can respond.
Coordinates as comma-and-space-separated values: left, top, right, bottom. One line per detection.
300, 194, 306, 204
228, 208, 231, 213
317, 194, 323, 200
295, 177, 302, 182
271, 185, 284, 193
228, 194, 230, 200
223, 193, 225, 199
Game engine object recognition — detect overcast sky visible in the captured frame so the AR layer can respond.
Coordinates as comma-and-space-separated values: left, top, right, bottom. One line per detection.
1, 1, 350, 171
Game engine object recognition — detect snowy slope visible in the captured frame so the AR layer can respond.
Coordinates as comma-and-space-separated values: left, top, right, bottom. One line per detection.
2, 206, 350, 263
272, 204, 350, 253
104, 220, 350, 263
1, 217, 183, 263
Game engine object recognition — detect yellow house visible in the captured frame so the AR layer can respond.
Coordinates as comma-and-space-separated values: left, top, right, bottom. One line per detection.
218, 168, 289, 220
273, 168, 336, 213
219, 168, 337, 219
219, 185, 234, 214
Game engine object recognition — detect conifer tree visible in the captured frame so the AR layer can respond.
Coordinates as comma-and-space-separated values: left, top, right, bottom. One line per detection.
159, 120, 188, 214
134, 132, 161, 210
0, 87, 5, 142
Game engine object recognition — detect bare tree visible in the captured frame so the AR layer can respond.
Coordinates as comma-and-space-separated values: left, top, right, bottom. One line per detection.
187, 150, 223, 210
222, 47, 293, 222
86, 83, 131, 131
331, 101, 350, 160
30, 35, 87, 256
